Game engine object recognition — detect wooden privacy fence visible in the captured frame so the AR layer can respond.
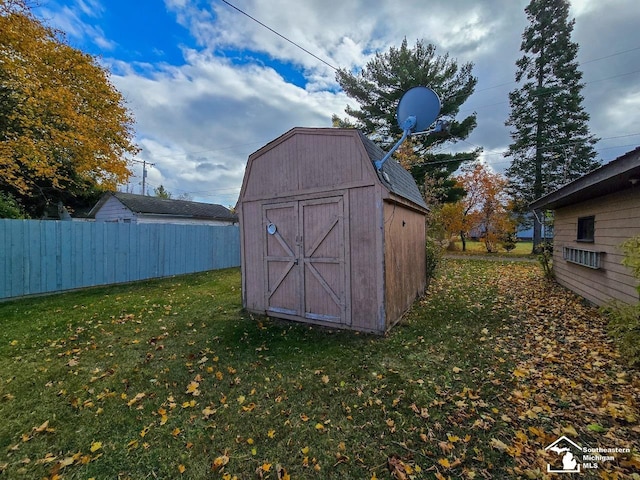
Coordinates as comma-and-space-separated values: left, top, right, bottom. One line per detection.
0, 219, 240, 300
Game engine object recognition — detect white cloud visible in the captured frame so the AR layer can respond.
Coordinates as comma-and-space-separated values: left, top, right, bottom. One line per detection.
35, 0, 640, 203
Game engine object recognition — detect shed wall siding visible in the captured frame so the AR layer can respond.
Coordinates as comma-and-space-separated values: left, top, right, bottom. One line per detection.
553, 188, 640, 306
240, 200, 265, 312
347, 186, 383, 331
383, 202, 426, 326
243, 131, 371, 202
94, 196, 137, 222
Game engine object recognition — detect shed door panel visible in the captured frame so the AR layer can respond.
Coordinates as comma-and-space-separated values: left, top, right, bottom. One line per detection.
264, 203, 300, 316
302, 197, 346, 324
262, 196, 347, 324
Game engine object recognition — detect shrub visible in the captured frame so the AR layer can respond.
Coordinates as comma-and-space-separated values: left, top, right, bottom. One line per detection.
537, 241, 553, 280
501, 232, 518, 252
425, 237, 443, 281
0, 191, 27, 219
602, 236, 640, 366
602, 301, 640, 367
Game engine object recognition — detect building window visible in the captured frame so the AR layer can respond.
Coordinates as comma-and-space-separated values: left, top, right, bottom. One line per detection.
577, 216, 594, 242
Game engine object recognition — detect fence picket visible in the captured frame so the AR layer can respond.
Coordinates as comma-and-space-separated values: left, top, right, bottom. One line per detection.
0, 219, 240, 300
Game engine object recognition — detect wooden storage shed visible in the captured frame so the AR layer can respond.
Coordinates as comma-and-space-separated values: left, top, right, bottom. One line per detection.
238, 127, 428, 334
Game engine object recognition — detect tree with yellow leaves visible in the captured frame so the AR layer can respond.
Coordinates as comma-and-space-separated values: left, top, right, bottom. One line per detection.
0, 0, 138, 216
441, 162, 515, 252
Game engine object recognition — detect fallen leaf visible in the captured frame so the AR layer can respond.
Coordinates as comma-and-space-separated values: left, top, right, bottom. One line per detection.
490, 438, 509, 452
212, 453, 230, 471
33, 420, 50, 433
127, 393, 146, 407
202, 406, 217, 418
587, 423, 606, 433
186, 381, 200, 396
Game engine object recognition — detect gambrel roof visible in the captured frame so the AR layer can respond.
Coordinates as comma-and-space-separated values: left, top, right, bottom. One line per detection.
358, 131, 428, 210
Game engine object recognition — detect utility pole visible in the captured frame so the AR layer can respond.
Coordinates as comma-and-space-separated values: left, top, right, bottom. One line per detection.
130, 159, 155, 195
141, 160, 148, 196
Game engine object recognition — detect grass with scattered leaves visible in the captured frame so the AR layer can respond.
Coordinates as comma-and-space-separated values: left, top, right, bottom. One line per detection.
448, 240, 535, 257
0, 261, 638, 479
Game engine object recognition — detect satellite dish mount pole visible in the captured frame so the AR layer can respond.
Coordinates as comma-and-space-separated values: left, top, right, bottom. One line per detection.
374, 116, 416, 170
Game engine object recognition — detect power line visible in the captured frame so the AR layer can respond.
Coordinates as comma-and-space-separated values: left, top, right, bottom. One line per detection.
220, 0, 338, 71
473, 45, 640, 94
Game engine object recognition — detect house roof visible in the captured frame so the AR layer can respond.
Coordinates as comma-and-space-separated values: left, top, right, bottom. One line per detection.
530, 146, 640, 210
90, 192, 237, 221
357, 131, 428, 210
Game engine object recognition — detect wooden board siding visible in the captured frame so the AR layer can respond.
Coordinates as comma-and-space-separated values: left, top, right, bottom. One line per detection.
93, 196, 137, 222
383, 202, 427, 327
553, 188, 640, 306
348, 186, 383, 332
1, 220, 240, 300
240, 200, 264, 312
242, 130, 373, 202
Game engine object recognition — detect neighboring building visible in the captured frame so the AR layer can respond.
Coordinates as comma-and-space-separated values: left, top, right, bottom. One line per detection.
530, 146, 640, 306
89, 192, 237, 226
516, 219, 553, 241
237, 127, 428, 334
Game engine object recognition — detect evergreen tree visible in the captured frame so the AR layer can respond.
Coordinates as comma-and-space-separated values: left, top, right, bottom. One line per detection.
505, 0, 599, 249
154, 185, 172, 199
335, 38, 479, 204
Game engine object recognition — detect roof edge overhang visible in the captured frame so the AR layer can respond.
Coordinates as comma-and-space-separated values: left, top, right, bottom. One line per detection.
530, 146, 640, 210
383, 191, 430, 214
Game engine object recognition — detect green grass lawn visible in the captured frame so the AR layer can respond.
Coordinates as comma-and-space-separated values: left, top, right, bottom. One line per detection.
0, 262, 637, 479
448, 240, 534, 256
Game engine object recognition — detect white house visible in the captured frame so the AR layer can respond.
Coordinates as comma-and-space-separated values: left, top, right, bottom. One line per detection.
89, 192, 237, 226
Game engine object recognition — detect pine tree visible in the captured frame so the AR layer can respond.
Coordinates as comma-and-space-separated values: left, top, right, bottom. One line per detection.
335, 38, 479, 204
505, 0, 599, 249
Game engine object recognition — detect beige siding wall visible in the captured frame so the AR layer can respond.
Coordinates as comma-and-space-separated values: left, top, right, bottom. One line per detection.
553, 188, 640, 306
383, 202, 427, 327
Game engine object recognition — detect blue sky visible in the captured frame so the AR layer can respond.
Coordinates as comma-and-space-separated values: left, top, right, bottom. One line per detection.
34, 0, 640, 205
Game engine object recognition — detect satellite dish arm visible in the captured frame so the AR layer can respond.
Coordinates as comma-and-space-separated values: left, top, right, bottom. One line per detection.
374, 116, 416, 170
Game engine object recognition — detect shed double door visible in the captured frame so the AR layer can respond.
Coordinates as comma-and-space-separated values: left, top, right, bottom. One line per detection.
263, 196, 348, 324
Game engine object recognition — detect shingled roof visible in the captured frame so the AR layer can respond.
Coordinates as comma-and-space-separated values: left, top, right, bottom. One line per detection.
358, 132, 428, 210
530, 146, 640, 210
90, 192, 237, 221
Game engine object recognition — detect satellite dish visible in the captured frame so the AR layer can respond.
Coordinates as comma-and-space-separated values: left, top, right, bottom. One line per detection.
396, 86, 441, 133
375, 86, 441, 170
